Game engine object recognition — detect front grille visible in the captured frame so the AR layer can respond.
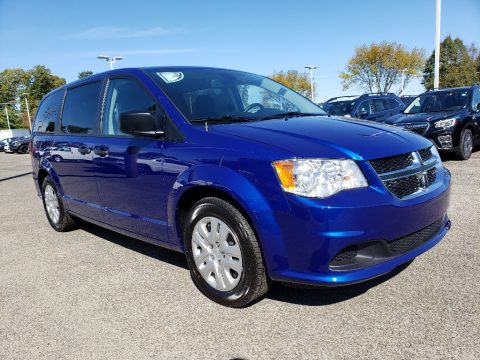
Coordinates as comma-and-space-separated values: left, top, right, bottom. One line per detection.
369, 153, 413, 174
388, 217, 444, 255
384, 175, 421, 198
369, 146, 439, 199
426, 167, 436, 186
418, 147, 433, 162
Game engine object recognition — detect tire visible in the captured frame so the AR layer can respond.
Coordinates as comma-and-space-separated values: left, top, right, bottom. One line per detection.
456, 128, 473, 160
41, 176, 78, 232
183, 197, 270, 307
18, 144, 28, 154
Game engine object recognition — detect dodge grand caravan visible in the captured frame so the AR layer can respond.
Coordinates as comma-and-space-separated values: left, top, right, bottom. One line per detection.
31, 67, 451, 307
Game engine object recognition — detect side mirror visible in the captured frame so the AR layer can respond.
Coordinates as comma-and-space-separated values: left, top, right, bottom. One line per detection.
357, 110, 369, 118
119, 111, 164, 137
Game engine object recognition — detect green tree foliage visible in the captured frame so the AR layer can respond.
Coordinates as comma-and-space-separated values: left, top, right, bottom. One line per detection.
423, 36, 479, 89
0, 65, 66, 129
341, 42, 425, 93
269, 70, 311, 98
78, 70, 94, 79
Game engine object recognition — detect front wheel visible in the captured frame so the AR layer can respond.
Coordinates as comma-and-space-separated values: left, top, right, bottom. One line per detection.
456, 128, 473, 160
41, 176, 78, 232
183, 197, 270, 307
18, 144, 29, 154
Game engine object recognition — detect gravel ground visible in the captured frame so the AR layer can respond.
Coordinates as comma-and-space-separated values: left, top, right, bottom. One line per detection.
0, 150, 479, 360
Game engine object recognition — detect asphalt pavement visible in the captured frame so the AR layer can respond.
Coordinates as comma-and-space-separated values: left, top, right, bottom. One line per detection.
0, 150, 479, 360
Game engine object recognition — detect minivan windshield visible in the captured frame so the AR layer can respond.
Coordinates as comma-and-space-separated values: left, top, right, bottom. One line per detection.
404, 90, 470, 114
145, 68, 325, 123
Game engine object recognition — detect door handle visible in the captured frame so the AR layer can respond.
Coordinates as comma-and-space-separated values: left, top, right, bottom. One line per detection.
93, 145, 109, 157
78, 145, 91, 155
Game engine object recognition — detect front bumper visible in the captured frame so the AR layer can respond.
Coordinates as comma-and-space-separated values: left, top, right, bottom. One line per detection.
255, 168, 451, 286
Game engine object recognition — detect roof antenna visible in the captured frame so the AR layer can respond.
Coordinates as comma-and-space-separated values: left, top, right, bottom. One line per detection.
205, 121, 208, 132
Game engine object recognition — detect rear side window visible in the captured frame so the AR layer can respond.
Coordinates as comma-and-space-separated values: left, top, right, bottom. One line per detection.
33, 90, 63, 133
61, 82, 101, 134
371, 98, 388, 113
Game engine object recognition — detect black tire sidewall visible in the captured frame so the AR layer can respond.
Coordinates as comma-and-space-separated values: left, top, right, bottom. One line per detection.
41, 176, 68, 231
459, 128, 473, 160
184, 200, 259, 306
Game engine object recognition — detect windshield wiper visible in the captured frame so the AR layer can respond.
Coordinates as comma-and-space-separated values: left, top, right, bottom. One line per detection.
260, 112, 323, 120
190, 115, 256, 123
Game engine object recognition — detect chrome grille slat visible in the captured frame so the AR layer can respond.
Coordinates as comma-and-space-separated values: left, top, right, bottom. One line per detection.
369, 147, 439, 199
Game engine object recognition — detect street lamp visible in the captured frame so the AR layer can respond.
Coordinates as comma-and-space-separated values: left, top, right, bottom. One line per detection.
97, 55, 124, 70
304, 65, 318, 102
434, 0, 441, 89
21, 93, 32, 130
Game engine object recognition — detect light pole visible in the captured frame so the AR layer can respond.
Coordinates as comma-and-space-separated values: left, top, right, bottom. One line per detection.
97, 55, 124, 70
3, 105, 11, 130
21, 93, 32, 130
304, 65, 318, 102
434, 0, 441, 89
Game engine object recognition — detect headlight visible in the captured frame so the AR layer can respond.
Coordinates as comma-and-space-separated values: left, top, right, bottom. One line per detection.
434, 118, 456, 128
273, 159, 368, 198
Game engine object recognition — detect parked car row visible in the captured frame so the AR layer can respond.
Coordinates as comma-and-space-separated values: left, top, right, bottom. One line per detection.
0, 136, 31, 154
320, 84, 480, 160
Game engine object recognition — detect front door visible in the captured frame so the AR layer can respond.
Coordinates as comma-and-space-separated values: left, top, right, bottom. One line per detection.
94, 77, 169, 243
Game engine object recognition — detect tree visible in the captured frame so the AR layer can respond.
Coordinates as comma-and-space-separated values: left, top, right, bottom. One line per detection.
269, 70, 311, 98
78, 70, 94, 79
423, 36, 479, 89
0, 65, 66, 129
341, 42, 425, 93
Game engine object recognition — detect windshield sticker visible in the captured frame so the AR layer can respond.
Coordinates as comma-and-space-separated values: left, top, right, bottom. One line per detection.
157, 72, 184, 83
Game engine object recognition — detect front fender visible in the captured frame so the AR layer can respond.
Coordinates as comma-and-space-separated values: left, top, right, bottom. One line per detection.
168, 164, 275, 223
167, 164, 290, 277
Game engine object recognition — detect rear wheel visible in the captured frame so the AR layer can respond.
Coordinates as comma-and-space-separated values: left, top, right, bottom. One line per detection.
18, 144, 28, 154
456, 128, 473, 160
183, 197, 270, 307
41, 176, 78, 232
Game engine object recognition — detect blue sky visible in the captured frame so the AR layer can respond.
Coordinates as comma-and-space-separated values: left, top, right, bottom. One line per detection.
0, 0, 479, 102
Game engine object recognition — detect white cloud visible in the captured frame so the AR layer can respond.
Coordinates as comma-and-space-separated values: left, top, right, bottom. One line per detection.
71, 26, 182, 39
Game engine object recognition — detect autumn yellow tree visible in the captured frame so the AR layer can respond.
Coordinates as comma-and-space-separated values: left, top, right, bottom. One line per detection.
341, 42, 425, 93
269, 70, 311, 98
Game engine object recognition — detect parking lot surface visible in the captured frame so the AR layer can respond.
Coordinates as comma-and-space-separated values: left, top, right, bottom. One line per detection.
0, 151, 479, 360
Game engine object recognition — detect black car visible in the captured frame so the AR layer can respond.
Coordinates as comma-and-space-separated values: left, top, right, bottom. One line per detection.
320, 93, 405, 121
384, 85, 480, 160
9, 136, 31, 154
1, 136, 23, 153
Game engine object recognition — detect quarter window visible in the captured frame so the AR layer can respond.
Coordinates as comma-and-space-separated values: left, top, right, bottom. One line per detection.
102, 79, 156, 136
61, 82, 101, 134
33, 90, 63, 133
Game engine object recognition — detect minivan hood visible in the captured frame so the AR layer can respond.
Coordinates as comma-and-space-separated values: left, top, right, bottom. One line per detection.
384, 109, 465, 125
211, 116, 431, 161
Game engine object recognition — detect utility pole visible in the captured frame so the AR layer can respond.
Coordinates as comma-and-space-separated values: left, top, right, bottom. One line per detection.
4, 106, 11, 130
22, 94, 32, 130
400, 70, 406, 96
304, 65, 318, 102
434, 0, 441, 89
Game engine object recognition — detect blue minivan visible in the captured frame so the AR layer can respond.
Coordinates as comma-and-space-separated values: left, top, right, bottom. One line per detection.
31, 67, 451, 307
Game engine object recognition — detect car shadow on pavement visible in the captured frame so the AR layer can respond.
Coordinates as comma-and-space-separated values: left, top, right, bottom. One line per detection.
80, 221, 413, 307
80, 222, 189, 270
266, 260, 413, 306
